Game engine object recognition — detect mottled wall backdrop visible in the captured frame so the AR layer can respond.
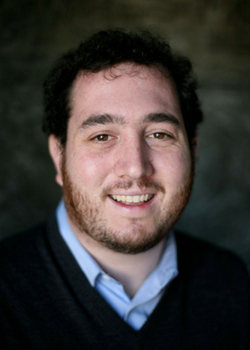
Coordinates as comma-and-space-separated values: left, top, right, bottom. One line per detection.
1, 0, 250, 263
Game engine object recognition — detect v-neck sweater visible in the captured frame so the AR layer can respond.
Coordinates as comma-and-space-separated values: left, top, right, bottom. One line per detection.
56, 200, 178, 330
0, 216, 250, 349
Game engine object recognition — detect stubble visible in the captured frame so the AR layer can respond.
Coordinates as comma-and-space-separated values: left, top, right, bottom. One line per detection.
62, 154, 194, 254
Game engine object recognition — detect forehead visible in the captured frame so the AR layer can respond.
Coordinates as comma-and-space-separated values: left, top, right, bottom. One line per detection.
69, 63, 182, 125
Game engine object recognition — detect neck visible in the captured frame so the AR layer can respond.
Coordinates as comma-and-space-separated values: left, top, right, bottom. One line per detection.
70, 221, 166, 298
89, 239, 166, 298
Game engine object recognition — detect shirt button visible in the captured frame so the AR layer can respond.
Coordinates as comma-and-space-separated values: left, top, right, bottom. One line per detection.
102, 274, 111, 281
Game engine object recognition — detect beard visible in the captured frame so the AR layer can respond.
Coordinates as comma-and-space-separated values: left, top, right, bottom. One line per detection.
62, 155, 194, 255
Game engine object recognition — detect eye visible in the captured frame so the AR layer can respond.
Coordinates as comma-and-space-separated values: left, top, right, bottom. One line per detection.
148, 132, 168, 140
94, 134, 112, 142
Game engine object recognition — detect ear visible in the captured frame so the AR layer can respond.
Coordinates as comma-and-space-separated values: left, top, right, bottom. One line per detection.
191, 135, 198, 156
48, 135, 64, 186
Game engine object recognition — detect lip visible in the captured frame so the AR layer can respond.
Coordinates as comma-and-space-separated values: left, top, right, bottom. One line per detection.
108, 191, 155, 196
109, 193, 154, 203
107, 193, 155, 214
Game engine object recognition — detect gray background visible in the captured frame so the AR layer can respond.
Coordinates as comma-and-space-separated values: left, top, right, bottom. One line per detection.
1, 0, 250, 263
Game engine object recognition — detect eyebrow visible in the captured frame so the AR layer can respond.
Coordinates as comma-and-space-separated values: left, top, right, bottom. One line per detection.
80, 114, 125, 129
79, 112, 180, 129
143, 113, 180, 127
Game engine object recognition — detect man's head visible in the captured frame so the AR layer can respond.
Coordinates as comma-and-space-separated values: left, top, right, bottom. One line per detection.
44, 30, 202, 254
43, 29, 202, 150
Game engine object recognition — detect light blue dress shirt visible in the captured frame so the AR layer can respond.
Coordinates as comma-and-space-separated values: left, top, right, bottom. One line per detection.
56, 200, 178, 330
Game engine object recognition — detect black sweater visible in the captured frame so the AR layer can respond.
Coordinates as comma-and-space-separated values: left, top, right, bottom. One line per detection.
0, 217, 250, 349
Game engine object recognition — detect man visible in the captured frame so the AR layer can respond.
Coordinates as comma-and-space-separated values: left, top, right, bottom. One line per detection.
0, 30, 249, 349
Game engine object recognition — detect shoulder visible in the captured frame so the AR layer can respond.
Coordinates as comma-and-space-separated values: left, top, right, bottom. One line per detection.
0, 218, 66, 307
175, 231, 250, 298
0, 222, 50, 269
174, 232, 250, 344
175, 231, 249, 271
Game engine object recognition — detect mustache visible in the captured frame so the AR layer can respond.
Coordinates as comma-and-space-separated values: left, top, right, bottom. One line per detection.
102, 178, 165, 197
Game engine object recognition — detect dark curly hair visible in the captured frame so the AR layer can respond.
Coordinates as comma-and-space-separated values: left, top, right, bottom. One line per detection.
43, 29, 203, 149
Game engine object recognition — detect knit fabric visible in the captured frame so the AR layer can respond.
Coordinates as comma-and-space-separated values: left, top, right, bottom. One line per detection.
0, 216, 250, 349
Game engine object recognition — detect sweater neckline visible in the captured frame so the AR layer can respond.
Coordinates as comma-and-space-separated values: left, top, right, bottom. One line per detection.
46, 216, 184, 347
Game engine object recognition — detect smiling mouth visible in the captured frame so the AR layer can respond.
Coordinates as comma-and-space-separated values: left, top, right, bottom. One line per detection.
109, 194, 154, 204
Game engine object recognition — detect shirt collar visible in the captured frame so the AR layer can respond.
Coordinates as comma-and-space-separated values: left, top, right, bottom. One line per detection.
56, 200, 103, 286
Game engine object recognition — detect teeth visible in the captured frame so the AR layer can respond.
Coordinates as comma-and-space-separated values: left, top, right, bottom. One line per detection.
134, 196, 140, 203
110, 194, 153, 203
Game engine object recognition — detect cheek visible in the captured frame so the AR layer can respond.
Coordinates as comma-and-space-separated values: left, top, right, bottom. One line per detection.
156, 149, 192, 186
67, 151, 112, 185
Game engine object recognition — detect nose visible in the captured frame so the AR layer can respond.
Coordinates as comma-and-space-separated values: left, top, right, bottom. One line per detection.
114, 137, 154, 179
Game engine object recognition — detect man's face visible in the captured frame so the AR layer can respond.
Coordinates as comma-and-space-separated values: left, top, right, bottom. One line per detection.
50, 64, 193, 254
